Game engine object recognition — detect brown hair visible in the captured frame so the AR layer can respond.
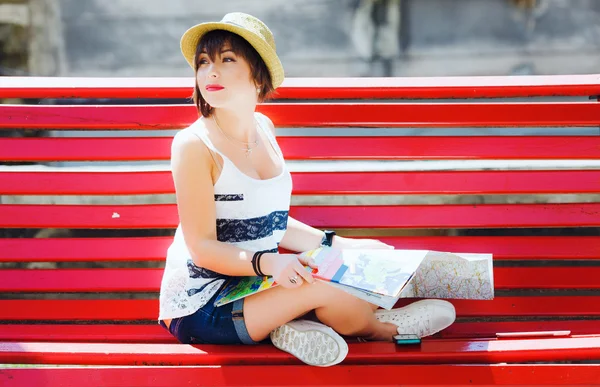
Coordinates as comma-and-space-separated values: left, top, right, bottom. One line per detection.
192, 30, 274, 117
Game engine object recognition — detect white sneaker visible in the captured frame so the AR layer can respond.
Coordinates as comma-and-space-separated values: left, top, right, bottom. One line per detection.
269, 320, 348, 367
375, 299, 456, 338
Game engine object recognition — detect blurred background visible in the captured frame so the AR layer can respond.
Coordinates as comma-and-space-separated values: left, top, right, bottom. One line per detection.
2, 0, 600, 78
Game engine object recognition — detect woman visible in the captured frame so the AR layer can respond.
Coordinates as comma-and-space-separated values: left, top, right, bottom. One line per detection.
158, 12, 456, 367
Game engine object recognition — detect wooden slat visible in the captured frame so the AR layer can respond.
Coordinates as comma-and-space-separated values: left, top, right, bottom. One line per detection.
0, 137, 172, 162
3, 136, 600, 162
0, 325, 176, 343
0, 237, 171, 262
0, 204, 178, 229
1, 298, 598, 321
2, 102, 600, 130
3, 74, 600, 99
440, 320, 600, 339
290, 203, 600, 229
0, 269, 163, 292
6, 364, 600, 387
2, 364, 600, 387
280, 135, 600, 160
1, 337, 600, 366
3, 170, 600, 195
0, 171, 174, 195
375, 236, 600, 260
4, 203, 600, 229
1, 267, 598, 293
2, 320, 599, 343
2, 236, 599, 263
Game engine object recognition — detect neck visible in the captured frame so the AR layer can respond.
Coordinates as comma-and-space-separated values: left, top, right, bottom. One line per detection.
212, 107, 257, 143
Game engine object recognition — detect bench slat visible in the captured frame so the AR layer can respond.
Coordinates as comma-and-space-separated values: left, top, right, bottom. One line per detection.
4, 74, 600, 99
4, 170, 600, 195
3, 136, 600, 162
1, 267, 598, 292
1, 298, 598, 321
3, 102, 600, 129
0, 237, 172, 262
2, 236, 598, 263
1, 337, 599, 365
2, 320, 599, 343
2, 364, 599, 387
2, 203, 600, 229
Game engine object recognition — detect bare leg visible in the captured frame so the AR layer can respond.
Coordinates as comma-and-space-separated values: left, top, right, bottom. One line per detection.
243, 281, 397, 342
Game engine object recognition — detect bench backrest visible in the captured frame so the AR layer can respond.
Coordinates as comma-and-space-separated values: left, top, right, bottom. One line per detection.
1, 75, 599, 343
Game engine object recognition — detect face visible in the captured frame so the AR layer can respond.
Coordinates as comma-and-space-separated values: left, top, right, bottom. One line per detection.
196, 44, 258, 110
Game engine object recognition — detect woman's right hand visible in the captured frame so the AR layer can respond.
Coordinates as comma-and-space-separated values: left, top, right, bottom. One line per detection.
260, 253, 317, 288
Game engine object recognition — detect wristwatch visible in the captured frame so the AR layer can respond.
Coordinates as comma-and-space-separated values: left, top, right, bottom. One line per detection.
320, 230, 336, 247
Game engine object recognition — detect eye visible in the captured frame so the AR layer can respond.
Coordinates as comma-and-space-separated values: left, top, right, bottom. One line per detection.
222, 57, 235, 62
197, 58, 209, 65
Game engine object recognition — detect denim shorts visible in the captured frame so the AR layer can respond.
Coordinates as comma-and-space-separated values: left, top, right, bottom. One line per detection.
160, 289, 260, 345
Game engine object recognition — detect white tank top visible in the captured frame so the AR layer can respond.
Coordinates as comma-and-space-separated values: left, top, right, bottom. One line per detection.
158, 113, 293, 320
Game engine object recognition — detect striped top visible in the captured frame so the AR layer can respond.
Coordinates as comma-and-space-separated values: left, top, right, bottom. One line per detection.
158, 113, 293, 320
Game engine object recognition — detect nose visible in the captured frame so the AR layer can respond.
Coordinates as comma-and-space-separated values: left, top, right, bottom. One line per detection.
207, 63, 220, 79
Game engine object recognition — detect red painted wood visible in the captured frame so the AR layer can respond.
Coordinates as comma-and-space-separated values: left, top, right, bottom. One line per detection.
0, 137, 172, 162
1, 297, 598, 321
278, 75, 600, 99
289, 203, 600, 229
0, 204, 178, 229
2, 102, 600, 130
440, 320, 600, 339
1, 337, 600, 365
0, 325, 176, 343
2, 364, 600, 387
0, 236, 594, 262
0, 237, 172, 262
3, 203, 600, 229
0, 171, 175, 195
0, 105, 197, 130
0, 269, 163, 292
1, 267, 598, 292
2, 320, 599, 343
3, 74, 600, 99
4, 170, 600, 195
374, 236, 600, 260
2, 236, 598, 263
280, 136, 600, 160
3, 136, 600, 162
293, 170, 600, 195
0, 77, 194, 99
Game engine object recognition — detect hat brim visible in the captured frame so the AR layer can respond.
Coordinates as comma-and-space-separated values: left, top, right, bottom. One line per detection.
180, 22, 284, 89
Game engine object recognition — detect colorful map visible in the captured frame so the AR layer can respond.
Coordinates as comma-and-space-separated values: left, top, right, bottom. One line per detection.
337, 249, 427, 297
400, 251, 494, 300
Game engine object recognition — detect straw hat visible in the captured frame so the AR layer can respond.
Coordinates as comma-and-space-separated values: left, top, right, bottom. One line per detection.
180, 12, 284, 89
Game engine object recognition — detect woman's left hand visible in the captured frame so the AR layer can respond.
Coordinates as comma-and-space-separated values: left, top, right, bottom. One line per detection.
332, 236, 394, 250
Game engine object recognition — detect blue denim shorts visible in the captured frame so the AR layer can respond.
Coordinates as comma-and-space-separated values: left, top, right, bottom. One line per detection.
160, 289, 260, 345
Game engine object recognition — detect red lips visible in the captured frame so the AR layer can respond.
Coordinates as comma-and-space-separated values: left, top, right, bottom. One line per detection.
206, 84, 224, 91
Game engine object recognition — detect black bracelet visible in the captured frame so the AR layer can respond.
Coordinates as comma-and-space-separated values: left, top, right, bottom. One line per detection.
251, 250, 267, 276
251, 251, 261, 276
256, 251, 266, 276
321, 230, 336, 247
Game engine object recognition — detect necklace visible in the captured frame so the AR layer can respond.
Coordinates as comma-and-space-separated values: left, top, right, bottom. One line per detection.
213, 114, 259, 157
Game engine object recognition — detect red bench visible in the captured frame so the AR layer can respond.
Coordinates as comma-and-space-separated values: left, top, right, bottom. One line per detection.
1, 75, 600, 386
